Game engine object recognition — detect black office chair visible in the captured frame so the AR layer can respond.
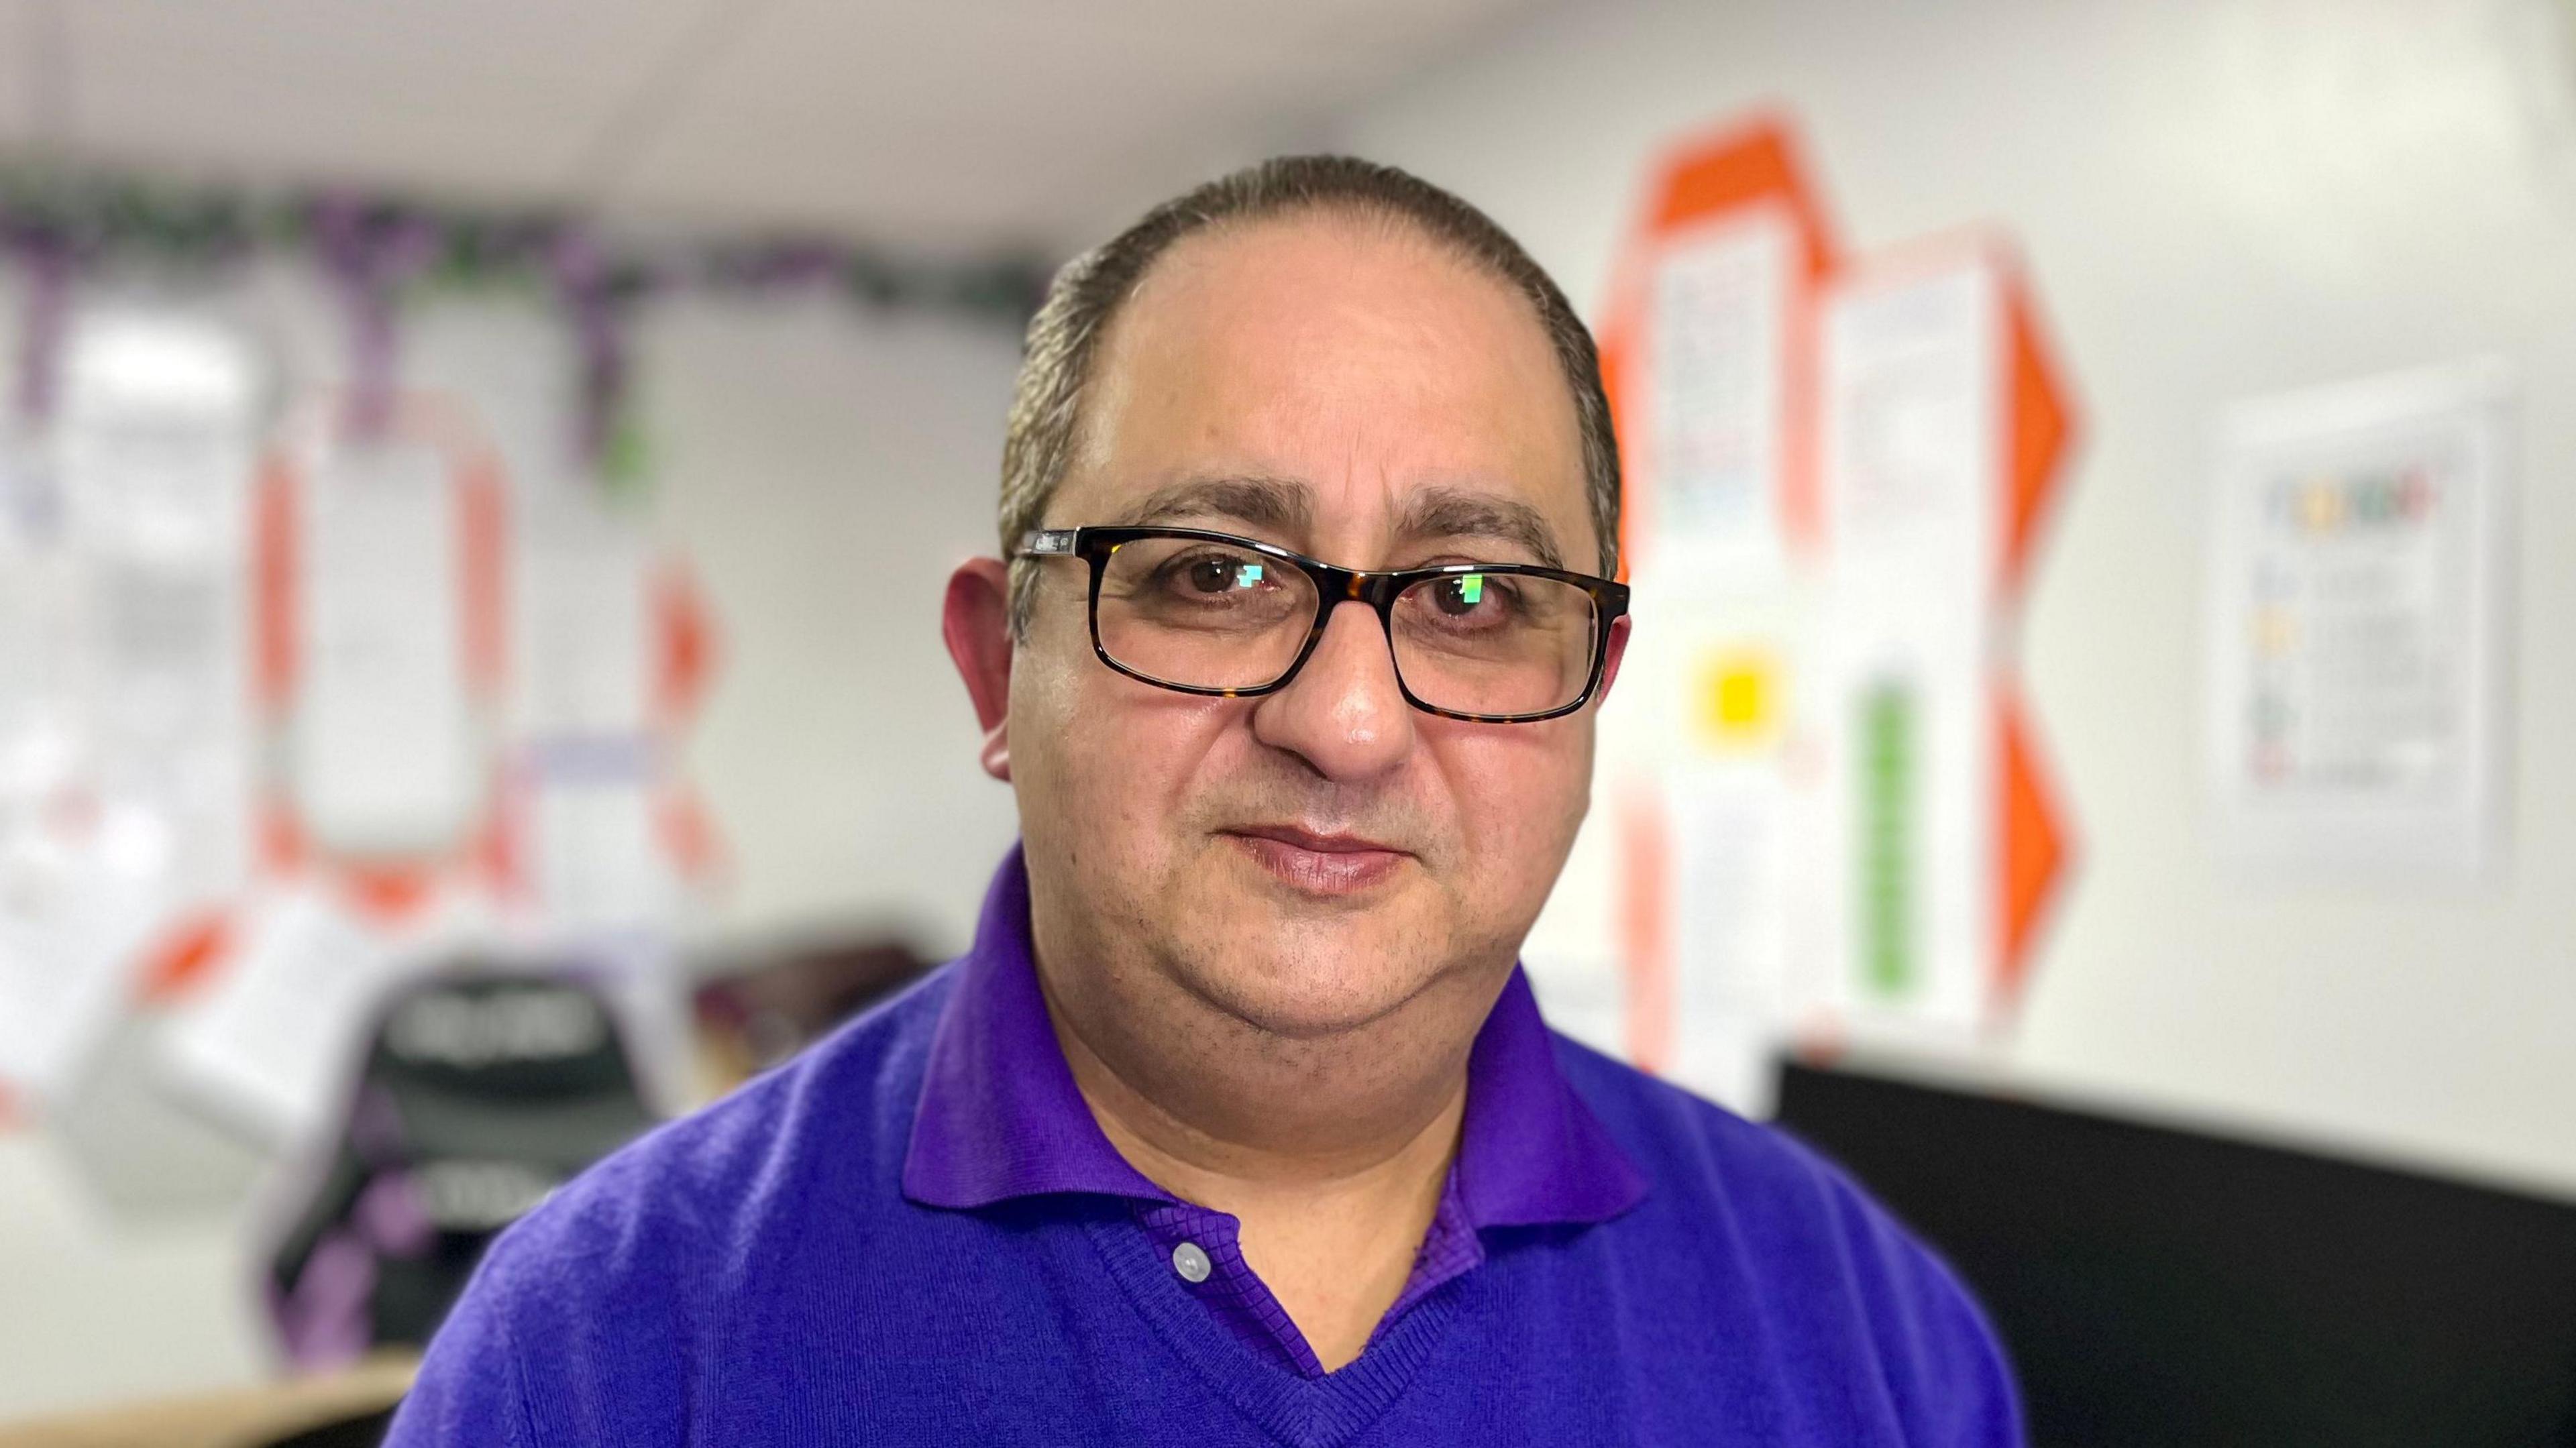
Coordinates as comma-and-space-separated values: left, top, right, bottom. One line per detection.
264, 969, 659, 1371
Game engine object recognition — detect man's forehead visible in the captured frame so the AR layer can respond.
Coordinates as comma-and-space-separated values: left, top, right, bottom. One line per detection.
1109, 473, 1568, 570
1060, 213, 1591, 557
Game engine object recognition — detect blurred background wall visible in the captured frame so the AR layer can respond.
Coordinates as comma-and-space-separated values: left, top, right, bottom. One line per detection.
1, 0, 2573, 1431
639, 298, 1022, 947
1342, 0, 2576, 1199
0, 274, 1029, 1418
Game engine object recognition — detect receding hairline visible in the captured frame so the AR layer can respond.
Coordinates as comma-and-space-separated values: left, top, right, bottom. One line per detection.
1059, 203, 1596, 524
1120, 194, 1536, 297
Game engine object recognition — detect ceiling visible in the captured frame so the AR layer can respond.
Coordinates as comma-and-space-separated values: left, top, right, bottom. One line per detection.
0, 0, 1542, 258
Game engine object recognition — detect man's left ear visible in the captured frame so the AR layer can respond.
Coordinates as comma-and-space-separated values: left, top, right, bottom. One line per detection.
942, 557, 1015, 782
1595, 615, 1631, 704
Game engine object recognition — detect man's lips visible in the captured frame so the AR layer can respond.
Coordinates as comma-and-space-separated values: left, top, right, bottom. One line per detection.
1228, 824, 1404, 855
1218, 824, 1411, 894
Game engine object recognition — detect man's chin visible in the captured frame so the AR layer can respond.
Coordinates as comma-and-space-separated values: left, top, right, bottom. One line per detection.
1175, 964, 1427, 1040
1126, 840, 1477, 1038
1157, 905, 1444, 1040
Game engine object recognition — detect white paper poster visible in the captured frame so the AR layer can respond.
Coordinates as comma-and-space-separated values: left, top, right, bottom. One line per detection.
526, 746, 678, 935
59, 311, 263, 902
0, 801, 172, 1098
1664, 768, 1793, 1115
1816, 255, 2003, 1040
2206, 362, 2511, 878
0, 314, 259, 1099
0, 526, 80, 807
515, 488, 677, 932
158, 887, 423, 1141
516, 489, 651, 741
1615, 205, 1814, 1104
290, 437, 482, 858
1644, 207, 1798, 583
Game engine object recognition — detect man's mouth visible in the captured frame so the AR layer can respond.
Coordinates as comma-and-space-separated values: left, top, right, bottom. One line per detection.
1218, 824, 1411, 895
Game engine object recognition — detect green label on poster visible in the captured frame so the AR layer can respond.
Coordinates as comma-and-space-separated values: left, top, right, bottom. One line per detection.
1858, 681, 1916, 999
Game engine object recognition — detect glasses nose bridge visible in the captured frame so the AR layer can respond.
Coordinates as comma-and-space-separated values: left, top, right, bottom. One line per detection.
1284, 565, 1406, 691
1304, 563, 1407, 647
1312, 561, 1401, 610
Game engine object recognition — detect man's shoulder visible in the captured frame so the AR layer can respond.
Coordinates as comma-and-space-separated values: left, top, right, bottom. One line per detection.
472, 961, 962, 1305
1546, 1027, 2018, 1427
388, 966, 967, 1445
1546, 1032, 1866, 1210
1549, 1025, 1961, 1271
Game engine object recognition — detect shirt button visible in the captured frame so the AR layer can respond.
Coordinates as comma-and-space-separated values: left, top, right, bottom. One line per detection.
1171, 1241, 1212, 1284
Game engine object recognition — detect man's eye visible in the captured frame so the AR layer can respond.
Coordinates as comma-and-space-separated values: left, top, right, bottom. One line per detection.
1175, 555, 1265, 594
1435, 574, 1495, 615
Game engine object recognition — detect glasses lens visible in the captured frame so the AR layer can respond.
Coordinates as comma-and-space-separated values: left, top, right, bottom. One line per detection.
1095, 537, 1318, 691
1391, 572, 1599, 718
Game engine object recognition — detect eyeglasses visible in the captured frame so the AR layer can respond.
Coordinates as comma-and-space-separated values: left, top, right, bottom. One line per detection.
1014, 526, 1629, 723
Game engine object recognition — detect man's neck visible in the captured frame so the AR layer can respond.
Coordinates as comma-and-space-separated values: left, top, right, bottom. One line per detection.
1035, 963, 1489, 1372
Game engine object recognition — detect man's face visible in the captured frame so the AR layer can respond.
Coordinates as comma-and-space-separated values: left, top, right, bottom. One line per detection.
1007, 213, 1615, 1039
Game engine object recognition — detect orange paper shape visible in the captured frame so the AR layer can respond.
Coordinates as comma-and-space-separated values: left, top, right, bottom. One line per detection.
1990, 254, 2078, 1001
1615, 789, 1674, 1075
2000, 272, 2076, 601
1995, 681, 2072, 1001
656, 783, 727, 887
653, 561, 718, 726
136, 908, 236, 1003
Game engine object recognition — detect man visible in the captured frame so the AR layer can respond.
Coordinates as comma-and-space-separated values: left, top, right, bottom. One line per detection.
391, 156, 2019, 1446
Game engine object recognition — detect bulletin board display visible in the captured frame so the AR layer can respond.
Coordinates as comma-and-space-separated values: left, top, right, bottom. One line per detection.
1587, 115, 2078, 1111
0, 330, 721, 1144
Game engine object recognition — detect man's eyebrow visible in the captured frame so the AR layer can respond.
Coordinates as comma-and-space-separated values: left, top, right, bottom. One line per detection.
1116, 476, 1313, 534
1396, 487, 1566, 569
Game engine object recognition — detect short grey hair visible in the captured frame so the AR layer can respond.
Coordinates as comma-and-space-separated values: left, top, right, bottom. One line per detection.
999, 154, 1621, 634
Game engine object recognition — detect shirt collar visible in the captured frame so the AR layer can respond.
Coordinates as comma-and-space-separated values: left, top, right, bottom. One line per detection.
902, 845, 1647, 1228
900, 846, 1167, 1207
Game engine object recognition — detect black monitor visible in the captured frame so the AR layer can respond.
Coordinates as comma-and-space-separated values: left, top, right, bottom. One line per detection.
1774, 1062, 2576, 1447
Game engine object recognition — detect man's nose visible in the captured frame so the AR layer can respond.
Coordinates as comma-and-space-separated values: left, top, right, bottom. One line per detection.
1249, 600, 1415, 780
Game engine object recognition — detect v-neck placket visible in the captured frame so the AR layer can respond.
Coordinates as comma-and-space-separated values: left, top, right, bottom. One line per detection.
1084, 1206, 1481, 1448
1126, 1164, 1487, 1382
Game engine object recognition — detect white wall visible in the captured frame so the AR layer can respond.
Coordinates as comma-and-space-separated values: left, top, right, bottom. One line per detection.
1340, 0, 2576, 1197
642, 296, 1026, 956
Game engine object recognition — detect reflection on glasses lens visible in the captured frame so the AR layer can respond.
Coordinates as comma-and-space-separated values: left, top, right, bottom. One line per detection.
1091, 538, 1601, 718
1391, 573, 1597, 718
1097, 537, 1317, 691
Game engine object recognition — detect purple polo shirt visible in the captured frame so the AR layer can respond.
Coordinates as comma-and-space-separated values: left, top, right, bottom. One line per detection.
900, 847, 1648, 1376
390, 846, 2023, 1446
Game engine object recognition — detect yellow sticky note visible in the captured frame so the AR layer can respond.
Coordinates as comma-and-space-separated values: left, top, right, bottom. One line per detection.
1695, 650, 1780, 750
